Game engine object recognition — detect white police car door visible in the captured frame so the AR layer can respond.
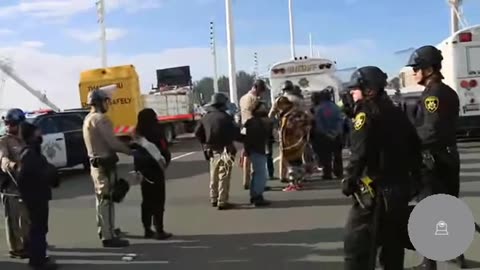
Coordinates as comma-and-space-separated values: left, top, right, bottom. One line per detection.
36, 117, 67, 168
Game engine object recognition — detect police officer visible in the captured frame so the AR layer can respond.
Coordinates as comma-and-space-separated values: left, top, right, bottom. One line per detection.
82, 87, 132, 247
0, 108, 30, 259
341, 66, 422, 270
195, 93, 241, 210
406, 46, 464, 269
239, 79, 268, 189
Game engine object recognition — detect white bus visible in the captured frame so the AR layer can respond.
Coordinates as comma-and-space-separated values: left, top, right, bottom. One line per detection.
269, 56, 343, 105
398, 24, 480, 136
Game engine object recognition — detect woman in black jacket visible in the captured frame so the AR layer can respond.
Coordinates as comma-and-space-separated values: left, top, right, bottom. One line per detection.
17, 122, 58, 270
133, 108, 172, 240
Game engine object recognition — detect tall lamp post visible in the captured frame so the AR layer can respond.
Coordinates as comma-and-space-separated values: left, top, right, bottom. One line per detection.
95, 0, 107, 68
209, 21, 219, 93
225, 0, 238, 104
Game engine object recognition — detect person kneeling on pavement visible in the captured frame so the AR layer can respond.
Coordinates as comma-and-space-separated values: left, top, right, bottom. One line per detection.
243, 101, 271, 206
16, 122, 58, 270
195, 93, 242, 210
132, 108, 173, 240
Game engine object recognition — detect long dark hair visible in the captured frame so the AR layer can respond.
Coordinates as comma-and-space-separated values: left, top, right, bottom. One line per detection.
136, 108, 158, 138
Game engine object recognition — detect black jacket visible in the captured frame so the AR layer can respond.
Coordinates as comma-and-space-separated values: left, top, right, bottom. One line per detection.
16, 145, 56, 202
194, 107, 241, 150
346, 95, 422, 189
415, 82, 459, 149
132, 142, 165, 184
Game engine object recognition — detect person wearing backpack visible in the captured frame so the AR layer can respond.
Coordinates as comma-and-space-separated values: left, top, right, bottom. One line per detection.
312, 89, 344, 180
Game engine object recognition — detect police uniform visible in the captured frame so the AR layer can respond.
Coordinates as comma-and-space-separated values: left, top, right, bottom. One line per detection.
0, 109, 30, 258
82, 88, 131, 247
195, 93, 241, 210
239, 79, 269, 189
342, 67, 422, 270
406, 46, 463, 269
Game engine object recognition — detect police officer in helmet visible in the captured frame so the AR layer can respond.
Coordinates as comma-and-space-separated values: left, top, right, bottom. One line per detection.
407, 46, 463, 269
82, 87, 132, 247
0, 108, 30, 259
341, 66, 422, 270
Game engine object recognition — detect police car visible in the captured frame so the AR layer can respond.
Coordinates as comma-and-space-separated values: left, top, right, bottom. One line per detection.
25, 109, 90, 170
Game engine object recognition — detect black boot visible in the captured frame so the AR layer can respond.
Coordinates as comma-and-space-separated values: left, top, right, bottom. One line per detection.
144, 228, 155, 239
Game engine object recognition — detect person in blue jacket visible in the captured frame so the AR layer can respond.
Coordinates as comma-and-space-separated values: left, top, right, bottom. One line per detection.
311, 89, 344, 179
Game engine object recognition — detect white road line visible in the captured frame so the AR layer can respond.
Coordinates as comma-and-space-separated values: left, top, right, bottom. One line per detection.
172, 151, 196, 160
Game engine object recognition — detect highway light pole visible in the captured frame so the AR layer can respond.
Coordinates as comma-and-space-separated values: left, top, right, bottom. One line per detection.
225, 0, 238, 104
209, 21, 219, 93
96, 0, 107, 68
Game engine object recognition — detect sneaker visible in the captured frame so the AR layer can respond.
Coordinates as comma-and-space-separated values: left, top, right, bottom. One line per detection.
102, 238, 130, 248
282, 184, 298, 192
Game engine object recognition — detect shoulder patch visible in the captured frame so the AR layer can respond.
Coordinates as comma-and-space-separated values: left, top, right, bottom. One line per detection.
424, 96, 439, 113
354, 112, 366, 130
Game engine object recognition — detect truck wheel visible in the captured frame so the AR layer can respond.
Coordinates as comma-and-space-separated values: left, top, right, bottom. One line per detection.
164, 124, 175, 144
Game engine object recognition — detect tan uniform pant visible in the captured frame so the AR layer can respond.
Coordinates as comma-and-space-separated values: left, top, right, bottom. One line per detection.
210, 151, 233, 205
91, 166, 116, 240
2, 195, 30, 252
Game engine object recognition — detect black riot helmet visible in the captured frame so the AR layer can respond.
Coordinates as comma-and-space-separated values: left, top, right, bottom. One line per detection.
346, 66, 388, 93
3, 108, 26, 126
406, 45, 443, 70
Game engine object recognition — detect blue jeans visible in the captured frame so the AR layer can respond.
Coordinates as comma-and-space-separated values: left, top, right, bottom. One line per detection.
249, 152, 267, 199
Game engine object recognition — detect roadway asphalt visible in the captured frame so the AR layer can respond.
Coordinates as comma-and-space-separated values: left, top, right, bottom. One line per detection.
1, 137, 480, 269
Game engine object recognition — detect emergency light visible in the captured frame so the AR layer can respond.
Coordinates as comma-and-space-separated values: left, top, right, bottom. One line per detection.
459, 32, 472, 42
460, 79, 478, 89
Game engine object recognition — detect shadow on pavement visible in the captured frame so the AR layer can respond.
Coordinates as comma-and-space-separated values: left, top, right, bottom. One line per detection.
45, 227, 345, 270
166, 160, 209, 180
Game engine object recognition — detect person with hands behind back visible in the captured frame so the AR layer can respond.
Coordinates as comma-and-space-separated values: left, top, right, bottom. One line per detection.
243, 100, 271, 206
16, 122, 58, 270
341, 66, 422, 270
131, 108, 172, 240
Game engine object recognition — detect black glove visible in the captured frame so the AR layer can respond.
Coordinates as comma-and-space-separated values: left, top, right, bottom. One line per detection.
341, 177, 358, 197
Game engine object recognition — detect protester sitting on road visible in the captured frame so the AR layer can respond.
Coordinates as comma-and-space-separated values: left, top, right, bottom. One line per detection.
132, 108, 173, 240
17, 122, 58, 270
